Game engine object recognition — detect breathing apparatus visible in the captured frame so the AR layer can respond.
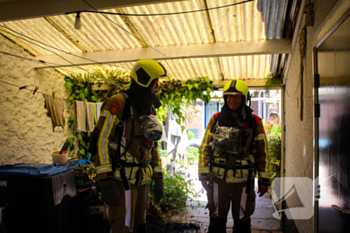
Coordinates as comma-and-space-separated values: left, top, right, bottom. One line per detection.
211, 79, 251, 154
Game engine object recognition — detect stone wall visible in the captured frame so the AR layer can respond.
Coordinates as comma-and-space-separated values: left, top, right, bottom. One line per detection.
283, 0, 348, 232
0, 33, 73, 165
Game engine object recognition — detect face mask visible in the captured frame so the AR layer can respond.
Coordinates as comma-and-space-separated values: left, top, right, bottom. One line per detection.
210, 126, 239, 154
139, 115, 163, 142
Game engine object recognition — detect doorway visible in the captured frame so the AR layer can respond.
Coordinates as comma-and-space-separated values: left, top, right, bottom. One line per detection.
314, 8, 350, 233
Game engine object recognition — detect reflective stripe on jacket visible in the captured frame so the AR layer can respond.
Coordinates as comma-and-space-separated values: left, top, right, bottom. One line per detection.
198, 112, 272, 185
92, 93, 163, 185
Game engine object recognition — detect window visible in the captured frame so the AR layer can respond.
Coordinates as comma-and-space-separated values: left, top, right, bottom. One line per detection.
205, 102, 220, 129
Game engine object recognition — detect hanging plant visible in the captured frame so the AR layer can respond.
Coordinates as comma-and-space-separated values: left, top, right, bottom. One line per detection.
62, 65, 214, 158
264, 73, 282, 91
157, 76, 213, 129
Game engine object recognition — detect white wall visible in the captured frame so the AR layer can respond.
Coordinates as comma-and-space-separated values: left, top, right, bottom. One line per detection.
0, 33, 73, 165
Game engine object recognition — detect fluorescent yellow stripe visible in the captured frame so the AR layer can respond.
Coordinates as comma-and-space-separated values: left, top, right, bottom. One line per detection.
96, 165, 112, 174
259, 172, 273, 178
98, 112, 116, 166
255, 134, 264, 141
101, 110, 108, 117
198, 167, 210, 173
199, 129, 211, 169
262, 135, 271, 173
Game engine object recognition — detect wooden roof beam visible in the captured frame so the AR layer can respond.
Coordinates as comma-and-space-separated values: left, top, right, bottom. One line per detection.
0, 0, 187, 22
35, 38, 292, 68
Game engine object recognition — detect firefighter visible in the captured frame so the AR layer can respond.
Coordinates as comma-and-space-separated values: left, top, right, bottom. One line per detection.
198, 79, 272, 233
91, 59, 166, 233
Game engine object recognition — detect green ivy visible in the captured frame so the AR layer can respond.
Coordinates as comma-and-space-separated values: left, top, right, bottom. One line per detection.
64, 72, 214, 158
263, 119, 282, 178
148, 169, 202, 222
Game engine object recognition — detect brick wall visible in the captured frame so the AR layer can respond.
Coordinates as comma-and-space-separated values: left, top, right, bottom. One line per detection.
0, 33, 72, 165
283, 0, 343, 232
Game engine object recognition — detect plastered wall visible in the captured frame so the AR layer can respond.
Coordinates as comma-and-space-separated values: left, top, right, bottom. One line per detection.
0, 33, 73, 165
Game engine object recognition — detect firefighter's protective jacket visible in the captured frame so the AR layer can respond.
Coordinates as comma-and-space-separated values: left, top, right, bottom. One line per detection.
92, 93, 163, 185
198, 112, 272, 186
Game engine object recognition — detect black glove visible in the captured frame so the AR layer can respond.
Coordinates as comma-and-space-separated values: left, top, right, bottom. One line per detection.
100, 178, 123, 206
153, 179, 164, 203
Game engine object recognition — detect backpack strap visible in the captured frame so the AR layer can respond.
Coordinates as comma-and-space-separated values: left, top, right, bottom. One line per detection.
114, 91, 133, 164
114, 92, 133, 190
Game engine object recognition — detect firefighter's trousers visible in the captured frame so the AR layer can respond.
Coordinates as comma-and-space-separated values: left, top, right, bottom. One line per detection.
207, 176, 256, 232
108, 179, 149, 233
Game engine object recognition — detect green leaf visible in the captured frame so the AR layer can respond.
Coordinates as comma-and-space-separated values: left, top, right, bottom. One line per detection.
65, 81, 74, 91
79, 140, 86, 148
181, 125, 185, 132
175, 118, 181, 125
194, 83, 200, 90
68, 115, 74, 123
66, 137, 74, 146
79, 148, 86, 156
203, 76, 210, 84
78, 83, 85, 89
66, 96, 74, 103
64, 77, 73, 82
84, 88, 89, 97
91, 96, 98, 102
79, 93, 85, 100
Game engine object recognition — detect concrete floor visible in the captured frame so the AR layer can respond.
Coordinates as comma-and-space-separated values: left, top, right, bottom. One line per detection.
172, 164, 283, 233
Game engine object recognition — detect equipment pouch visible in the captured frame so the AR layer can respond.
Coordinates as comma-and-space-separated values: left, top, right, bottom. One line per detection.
210, 126, 239, 154
139, 115, 163, 141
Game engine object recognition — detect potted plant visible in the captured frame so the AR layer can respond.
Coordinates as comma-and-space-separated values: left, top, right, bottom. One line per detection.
74, 163, 98, 189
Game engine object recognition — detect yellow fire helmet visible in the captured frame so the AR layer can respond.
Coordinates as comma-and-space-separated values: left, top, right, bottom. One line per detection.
223, 79, 249, 104
130, 59, 167, 88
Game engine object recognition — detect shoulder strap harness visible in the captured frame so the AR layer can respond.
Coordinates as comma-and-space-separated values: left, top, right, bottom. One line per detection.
209, 112, 258, 193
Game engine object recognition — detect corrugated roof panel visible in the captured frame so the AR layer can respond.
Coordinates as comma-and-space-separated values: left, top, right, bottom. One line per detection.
207, 0, 287, 42
122, 0, 212, 47
0, 0, 288, 84
56, 53, 272, 82
48, 12, 144, 53
257, 0, 287, 39
0, 18, 82, 56
218, 55, 272, 80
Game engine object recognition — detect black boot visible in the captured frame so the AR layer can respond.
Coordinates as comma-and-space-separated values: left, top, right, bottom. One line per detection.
208, 217, 226, 233
233, 219, 241, 233
233, 219, 251, 233
241, 219, 251, 233
137, 223, 148, 233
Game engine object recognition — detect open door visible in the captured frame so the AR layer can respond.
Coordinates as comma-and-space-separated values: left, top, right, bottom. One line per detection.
314, 8, 350, 233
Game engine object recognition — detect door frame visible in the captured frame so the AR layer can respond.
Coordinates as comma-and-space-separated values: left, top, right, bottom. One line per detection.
313, 7, 350, 233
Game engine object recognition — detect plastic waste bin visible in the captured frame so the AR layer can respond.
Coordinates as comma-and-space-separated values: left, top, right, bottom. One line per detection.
0, 163, 76, 233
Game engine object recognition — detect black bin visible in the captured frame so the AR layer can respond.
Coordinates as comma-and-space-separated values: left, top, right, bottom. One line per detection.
0, 163, 76, 233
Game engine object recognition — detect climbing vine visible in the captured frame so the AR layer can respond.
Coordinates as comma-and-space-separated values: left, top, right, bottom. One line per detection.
61, 67, 214, 158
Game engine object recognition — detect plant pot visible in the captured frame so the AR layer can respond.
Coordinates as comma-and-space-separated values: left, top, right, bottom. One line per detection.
76, 187, 93, 222
76, 180, 93, 189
